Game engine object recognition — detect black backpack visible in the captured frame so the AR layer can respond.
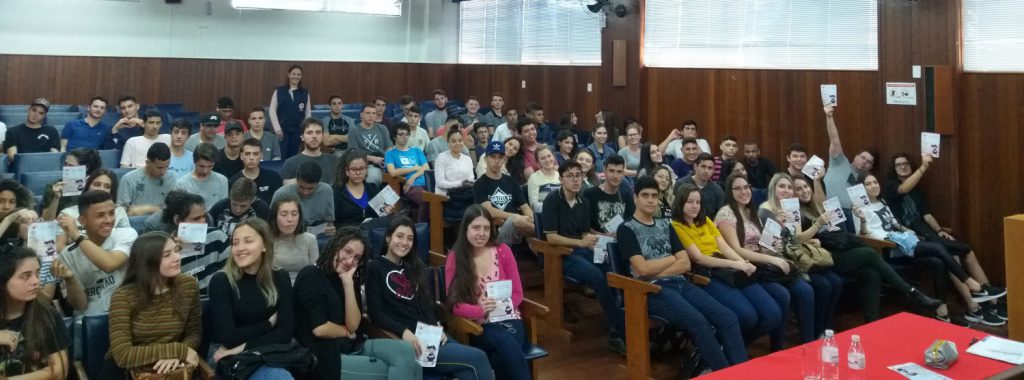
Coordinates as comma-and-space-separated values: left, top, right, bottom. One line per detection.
215, 342, 317, 380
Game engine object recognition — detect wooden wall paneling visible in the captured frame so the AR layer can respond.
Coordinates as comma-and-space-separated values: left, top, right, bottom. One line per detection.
600, 0, 642, 123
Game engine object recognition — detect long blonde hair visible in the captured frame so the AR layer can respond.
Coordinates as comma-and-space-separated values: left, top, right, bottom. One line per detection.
222, 218, 278, 307
761, 172, 794, 213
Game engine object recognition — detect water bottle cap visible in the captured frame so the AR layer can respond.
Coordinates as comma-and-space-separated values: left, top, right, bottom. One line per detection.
852, 335, 860, 342
825, 329, 834, 337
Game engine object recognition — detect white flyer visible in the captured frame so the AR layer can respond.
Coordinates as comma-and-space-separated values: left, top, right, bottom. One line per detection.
62, 165, 87, 197
415, 322, 444, 368
696, 138, 711, 154
802, 155, 825, 179
921, 132, 941, 158
887, 362, 952, 380
820, 84, 838, 106
759, 219, 784, 252
603, 214, 624, 234
846, 184, 870, 209
823, 197, 847, 228
886, 82, 918, 106
485, 280, 516, 323
177, 223, 207, 244
781, 198, 801, 233
27, 222, 60, 284
368, 186, 400, 216
966, 335, 1024, 364
593, 235, 615, 264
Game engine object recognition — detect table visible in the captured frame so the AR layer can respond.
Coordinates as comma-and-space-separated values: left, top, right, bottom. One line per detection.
697, 312, 1015, 379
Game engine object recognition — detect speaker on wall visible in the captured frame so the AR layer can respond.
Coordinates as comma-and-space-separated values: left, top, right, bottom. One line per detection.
165, 0, 182, 3
923, 66, 955, 135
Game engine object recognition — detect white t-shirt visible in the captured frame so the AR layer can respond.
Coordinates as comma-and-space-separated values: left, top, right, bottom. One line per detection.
61, 227, 137, 316
665, 137, 711, 159
491, 122, 512, 144
121, 134, 172, 168
56, 205, 130, 236
854, 201, 899, 240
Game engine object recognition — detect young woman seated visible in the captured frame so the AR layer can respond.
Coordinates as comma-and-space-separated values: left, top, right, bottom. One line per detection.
671, 184, 783, 346
293, 226, 419, 379
365, 216, 494, 380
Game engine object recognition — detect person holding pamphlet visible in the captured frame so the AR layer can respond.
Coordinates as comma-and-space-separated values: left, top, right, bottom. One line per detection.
334, 150, 398, 230
445, 205, 531, 380
885, 153, 1008, 325
821, 105, 877, 232
855, 174, 1004, 324
365, 217, 493, 380
791, 176, 940, 322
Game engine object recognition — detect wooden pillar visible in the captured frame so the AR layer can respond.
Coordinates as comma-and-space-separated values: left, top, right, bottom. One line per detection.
1005, 215, 1024, 341
600, 0, 643, 125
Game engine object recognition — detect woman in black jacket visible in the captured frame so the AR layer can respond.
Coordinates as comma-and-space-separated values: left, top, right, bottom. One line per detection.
334, 150, 398, 230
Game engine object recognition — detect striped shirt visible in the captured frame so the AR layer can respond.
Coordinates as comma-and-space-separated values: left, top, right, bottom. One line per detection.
107, 274, 202, 368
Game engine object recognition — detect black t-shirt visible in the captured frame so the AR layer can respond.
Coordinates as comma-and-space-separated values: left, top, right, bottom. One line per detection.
473, 174, 527, 214
746, 157, 777, 189
4, 124, 61, 154
294, 266, 359, 380
883, 179, 935, 237
0, 309, 70, 376
541, 190, 592, 239
209, 197, 270, 236
214, 150, 244, 179
229, 170, 284, 206
326, 116, 351, 151
582, 185, 635, 233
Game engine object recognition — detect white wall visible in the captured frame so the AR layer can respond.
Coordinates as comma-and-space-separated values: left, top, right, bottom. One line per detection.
0, 0, 459, 63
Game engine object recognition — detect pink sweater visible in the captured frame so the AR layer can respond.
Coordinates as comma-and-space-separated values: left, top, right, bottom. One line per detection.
444, 244, 524, 323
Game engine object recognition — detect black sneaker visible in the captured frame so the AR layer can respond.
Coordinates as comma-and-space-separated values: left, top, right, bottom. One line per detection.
936, 313, 971, 327
607, 337, 627, 356
966, 306, 1006, 326
995, 302, 1009, 321
971, 285, 1007, 303
909, 288, 942, 309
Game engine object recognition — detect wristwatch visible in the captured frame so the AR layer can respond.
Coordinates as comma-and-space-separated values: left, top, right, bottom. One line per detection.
72, 235, 86, 248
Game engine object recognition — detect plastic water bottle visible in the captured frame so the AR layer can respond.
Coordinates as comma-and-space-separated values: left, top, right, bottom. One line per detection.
821, 329, 839, 380
848, 334, 866, 380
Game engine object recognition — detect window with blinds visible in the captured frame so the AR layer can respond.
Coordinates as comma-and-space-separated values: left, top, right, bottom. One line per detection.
460, 0, 602, 66
644, 0, 878, 70
231, 0, 402, 16
963, 0, 1024, 73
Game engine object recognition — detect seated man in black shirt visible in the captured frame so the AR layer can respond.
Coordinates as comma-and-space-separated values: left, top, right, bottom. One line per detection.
473, 141, 535, 245
582, 154, 635, 235
210, 177, 270, 236
541, 159, 625, 354
229, 138, 283, 205
4, 98, 61, 160
214, 121, 245, 179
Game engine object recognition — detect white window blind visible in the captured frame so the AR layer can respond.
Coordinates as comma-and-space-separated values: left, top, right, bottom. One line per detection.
231, 0, 402, 16
644, 0, 878, 70
963, 0, 1024, 73
460, 0, 602, 66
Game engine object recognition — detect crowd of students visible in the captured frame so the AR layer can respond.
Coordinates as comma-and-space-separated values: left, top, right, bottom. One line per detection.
0, 71, 1008, 378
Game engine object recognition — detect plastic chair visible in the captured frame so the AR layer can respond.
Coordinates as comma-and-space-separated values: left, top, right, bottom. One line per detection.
20, 171, 62, 196
80, 314, 109, 379
97, 150, 122, 169
11, 151, 65, 175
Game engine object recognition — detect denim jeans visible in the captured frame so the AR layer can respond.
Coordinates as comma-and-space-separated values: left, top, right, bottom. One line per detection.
702, 278, 782, 343
648, 277, 748, 370
762, 278, 815, 349
808, 271, 843, 337
206, 344, 294, 380
563, 247, 624, 337
341, 339, 422, 380
471, 319, 531, 380
423, 339, 495, 380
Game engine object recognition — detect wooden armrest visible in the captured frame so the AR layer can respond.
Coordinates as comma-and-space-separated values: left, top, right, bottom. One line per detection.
196, 360, 216, 380
607, 273, 661, 294
520, 298, 550, 344
422, 191, 450, 203
429, 251, 447, 267
423, 191, 450, 253
445, 316, 484, 344
74, 361, 88, 380
686, 273, 711, 286
362, 316, 401, 339
528, 238, 572, 258
382, 172, 405, 195
858, 236, 896, 252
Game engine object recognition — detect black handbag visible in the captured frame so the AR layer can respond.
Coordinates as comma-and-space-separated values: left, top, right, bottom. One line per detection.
215, 342, 317, 380
694, 265, 757, 288
442, 187, 475, 220
753, 262, 798, 283
816, 231, 867, 252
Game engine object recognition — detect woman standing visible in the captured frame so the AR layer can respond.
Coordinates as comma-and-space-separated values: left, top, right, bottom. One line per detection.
365, 217, 493, 380
293, 227, 420, 379
0, 246, 70, 379
269, 194, 319, 283
100, 232, 203, 378
209, 219, 295, 379
268, 64, 312, 159
445, 206, 530, 380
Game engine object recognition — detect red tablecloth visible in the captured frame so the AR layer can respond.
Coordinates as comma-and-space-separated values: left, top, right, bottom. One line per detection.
698, 312, 1014, 379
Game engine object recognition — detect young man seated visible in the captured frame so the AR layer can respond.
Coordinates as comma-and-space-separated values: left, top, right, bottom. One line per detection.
4, 98, 61, 160
118, 143, 174, 216
384, 122, 429, 222
229, 137, 283, 205
54, 190, 138, 316
213, 121, 245, 178
473, 141, 535, 245
582, 154, 635, 235
618, 177, 747, 373
281, 118, 338, 186
209, 177, 269, 236
120, 109, 171, 168
676, 153, 726, 214
167, 119, 195, 180
271, 160, 336, 238
184, 113, 226, 151
348, 105, 393, 185
243, 106, 281, 161
321, 94, 355, 155
669, 138, 701, 179
541, 159, 625, 354
173, 142, 229, 208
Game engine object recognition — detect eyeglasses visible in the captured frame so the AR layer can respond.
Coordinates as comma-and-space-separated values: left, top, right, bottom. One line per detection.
563, 173, 583, 180
731, 185, 752, 191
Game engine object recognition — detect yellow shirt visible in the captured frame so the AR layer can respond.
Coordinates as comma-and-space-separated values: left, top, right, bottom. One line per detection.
672, 217, 721, 256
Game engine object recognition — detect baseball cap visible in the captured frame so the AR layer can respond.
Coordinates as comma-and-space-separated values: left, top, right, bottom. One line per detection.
200, 113, 221, 125
485, 141, 505, 155
217, 97, 235, 109
30, 98, 50, 112
224, 120, 244, 134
